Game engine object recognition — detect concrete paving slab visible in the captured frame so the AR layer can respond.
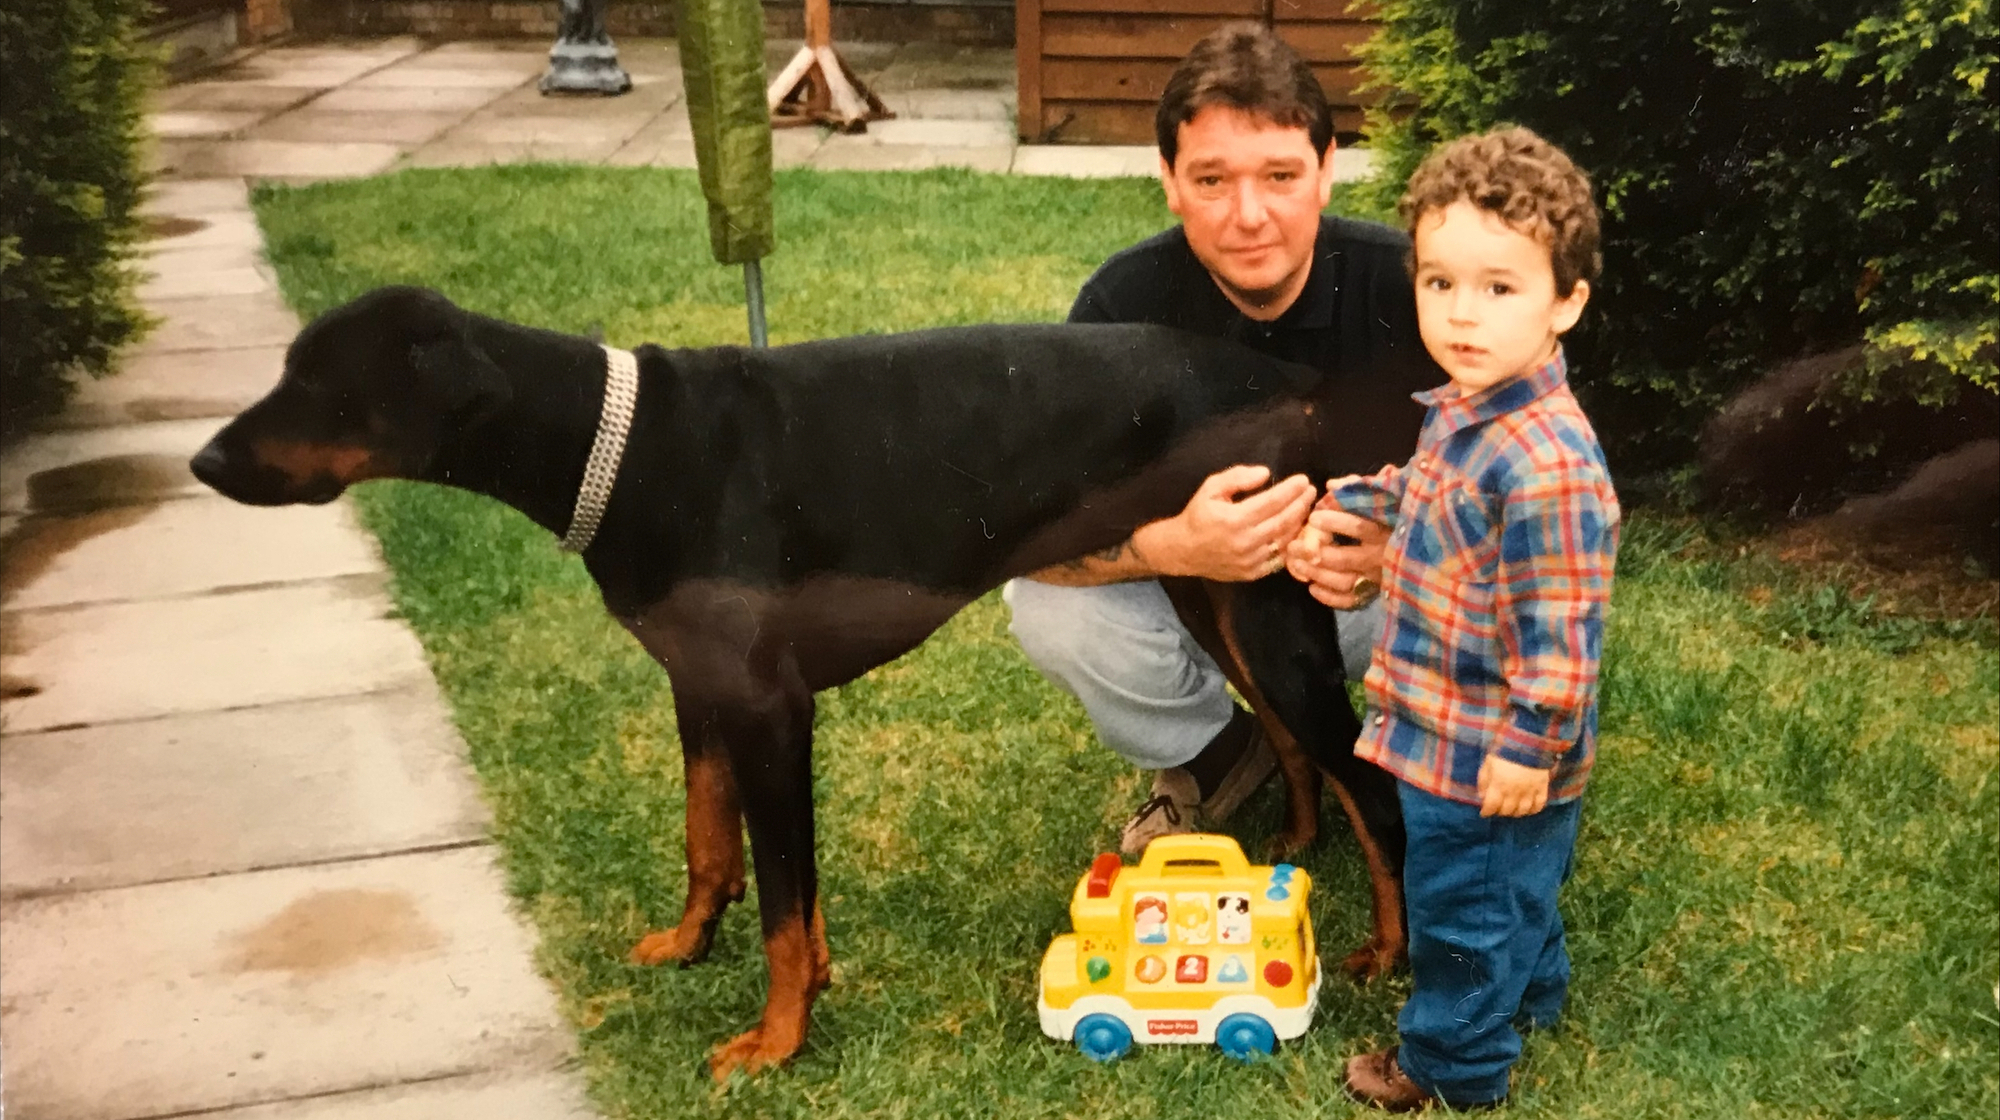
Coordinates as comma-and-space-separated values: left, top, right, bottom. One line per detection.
485, 71, 683, 117
140, 206, 266, 252
437, 113, 653, 147
402, 138, 628, 169
349, 66, 535, 91
141, 177, 253, 217
313, 85, 515, 113
154, 138, 407, 181
811, 138, 1013, 173
139, 260, 276, 301
889, 87, 1014, 122
166, 82, 325, 114
771, 126, 826, 168
152, 109, 268, 139
249, 108, 470, 146
0, 846, 573, 1120
213, 1070, 592, 1119
135, 290, 301, 352
0, 418, 225, 515
859, 117, 1013, 148
50, 344, 283, 429
390, 49, 547, 74
0, 575, 429, 733
140, 242, 270, 273
871, 43, 1014, 91
1, 494, 378, 611
1, 685, 487, 896
604, 121, 698, 168
1011, 144, 1161, 179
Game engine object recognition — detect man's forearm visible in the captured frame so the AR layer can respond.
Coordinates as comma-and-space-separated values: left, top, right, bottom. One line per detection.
1023, 533, 1163, 586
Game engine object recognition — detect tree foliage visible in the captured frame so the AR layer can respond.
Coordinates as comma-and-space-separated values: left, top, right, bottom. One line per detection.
1357, 0, 1998, 469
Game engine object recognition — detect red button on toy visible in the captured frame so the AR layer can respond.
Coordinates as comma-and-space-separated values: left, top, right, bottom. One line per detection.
1264, 960, 1294, 987
1176, 955, 1207, 984
1085, 852, 1122, 898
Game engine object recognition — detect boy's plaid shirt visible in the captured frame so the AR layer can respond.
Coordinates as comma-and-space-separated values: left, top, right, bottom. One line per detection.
1330, 349, 1620, 806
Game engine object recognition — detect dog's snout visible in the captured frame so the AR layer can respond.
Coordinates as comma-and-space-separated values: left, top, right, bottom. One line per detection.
189, 440, 230, 489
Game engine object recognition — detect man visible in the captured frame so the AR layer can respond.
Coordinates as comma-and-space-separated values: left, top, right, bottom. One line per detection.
1003, 22, 1442, 855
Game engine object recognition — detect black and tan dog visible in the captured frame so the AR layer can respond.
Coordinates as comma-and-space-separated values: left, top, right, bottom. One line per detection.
191, 285, 1418, 1078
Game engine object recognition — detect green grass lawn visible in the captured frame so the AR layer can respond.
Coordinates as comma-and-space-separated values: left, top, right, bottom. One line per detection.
252, 165, 1998, 1119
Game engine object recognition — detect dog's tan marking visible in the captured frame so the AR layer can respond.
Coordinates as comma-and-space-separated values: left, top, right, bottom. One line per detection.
252, 440, 383, 486
709, 908, 827, 1081
629, 751, 746, 967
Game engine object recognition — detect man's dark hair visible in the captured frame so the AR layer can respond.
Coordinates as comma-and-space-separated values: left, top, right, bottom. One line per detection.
1155, 22, 1334, 168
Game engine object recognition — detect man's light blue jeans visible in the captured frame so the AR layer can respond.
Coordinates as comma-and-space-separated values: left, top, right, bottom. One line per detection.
1001, 577, 1383, 770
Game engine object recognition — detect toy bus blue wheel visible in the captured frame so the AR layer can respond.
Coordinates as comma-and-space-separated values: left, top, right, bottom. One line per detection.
1074, 1013, 1133, 1062
1216, 1013, 1276, 1062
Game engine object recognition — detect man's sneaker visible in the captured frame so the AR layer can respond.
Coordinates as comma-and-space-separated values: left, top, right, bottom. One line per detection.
1120, 766, 1201, 857
1117, 723, 1276, 857
1198, 722, 1274, 823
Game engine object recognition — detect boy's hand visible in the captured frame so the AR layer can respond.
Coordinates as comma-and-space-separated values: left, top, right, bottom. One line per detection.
1285, 478, 1389, 609
1477, 755, 1551, 818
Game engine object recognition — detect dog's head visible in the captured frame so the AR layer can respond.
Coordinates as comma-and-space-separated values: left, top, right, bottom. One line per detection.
190, 285, 511, 505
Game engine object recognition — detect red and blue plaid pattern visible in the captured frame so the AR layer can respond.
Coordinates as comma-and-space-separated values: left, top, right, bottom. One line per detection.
1331, 349, 1620, 806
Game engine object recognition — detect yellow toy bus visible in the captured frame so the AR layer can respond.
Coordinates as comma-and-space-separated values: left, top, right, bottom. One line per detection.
1038, 834, 1319, 1061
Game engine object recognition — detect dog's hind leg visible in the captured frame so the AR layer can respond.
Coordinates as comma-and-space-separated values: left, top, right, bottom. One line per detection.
1204, 576, 1407, 981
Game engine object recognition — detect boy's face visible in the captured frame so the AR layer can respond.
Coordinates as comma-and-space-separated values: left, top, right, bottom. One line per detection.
1411, 200, 1590, 395
1161, 106, 1336, 322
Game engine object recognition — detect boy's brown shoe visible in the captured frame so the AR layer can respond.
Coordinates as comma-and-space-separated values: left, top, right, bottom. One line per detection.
1343, 1048, 1437, 1112
1343, 1048, 1505, 1112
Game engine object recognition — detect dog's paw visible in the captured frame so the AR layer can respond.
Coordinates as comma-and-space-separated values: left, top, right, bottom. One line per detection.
1263, 826, 1316, 864
1339, 936, 1406, 982
708, 1025, 801, 1082
628, 922, 714, 968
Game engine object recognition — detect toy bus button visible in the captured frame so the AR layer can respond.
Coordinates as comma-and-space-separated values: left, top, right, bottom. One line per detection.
1265, 885, 1289, 901
1134, 955, 1167, 984
1272, 864, 1295, 880
1175, 955, 1208, 984
1086, 956, 1112, 983
1264, 960, 1294, 987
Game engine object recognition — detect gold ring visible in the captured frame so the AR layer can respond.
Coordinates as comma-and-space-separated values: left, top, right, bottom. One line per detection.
1351, 576, 1380, 602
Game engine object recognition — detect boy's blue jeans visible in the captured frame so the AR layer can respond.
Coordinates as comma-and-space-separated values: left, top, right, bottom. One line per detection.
1394, 781, 1582, 1106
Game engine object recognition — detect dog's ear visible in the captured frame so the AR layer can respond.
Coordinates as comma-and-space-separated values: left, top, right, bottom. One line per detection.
411, 334, 511, 426
390, 288, 511, 425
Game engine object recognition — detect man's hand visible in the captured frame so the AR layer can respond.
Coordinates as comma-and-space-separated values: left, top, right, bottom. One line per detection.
1132, 464, 1316, 582
1285, 497, 1390, 609
1477, 755, 1551, 818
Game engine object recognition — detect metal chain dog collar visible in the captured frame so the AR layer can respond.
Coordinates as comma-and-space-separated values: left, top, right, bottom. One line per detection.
559, 345, 639, 553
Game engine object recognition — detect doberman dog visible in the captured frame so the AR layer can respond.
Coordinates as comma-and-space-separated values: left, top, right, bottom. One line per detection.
190, 285, 1419, 1078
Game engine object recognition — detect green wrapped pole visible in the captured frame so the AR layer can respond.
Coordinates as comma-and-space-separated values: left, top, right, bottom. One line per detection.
678, 0, 775, 345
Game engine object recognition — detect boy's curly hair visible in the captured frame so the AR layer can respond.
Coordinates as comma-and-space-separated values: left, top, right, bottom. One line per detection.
1400, 127, 1601, 297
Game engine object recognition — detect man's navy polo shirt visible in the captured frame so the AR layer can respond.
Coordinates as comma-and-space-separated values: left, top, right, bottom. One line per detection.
1069, 214, 1443, 476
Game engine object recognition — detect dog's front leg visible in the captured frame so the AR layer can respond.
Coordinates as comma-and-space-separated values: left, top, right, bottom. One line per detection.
697, 654, 828, 1082
629, 730, 746, 968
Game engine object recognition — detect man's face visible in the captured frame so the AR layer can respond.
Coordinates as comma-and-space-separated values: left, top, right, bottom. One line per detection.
1411, 200, 1590, 395
1160, 106, 1336, 321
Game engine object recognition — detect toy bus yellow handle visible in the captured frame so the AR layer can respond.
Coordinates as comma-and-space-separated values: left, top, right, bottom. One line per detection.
1136, 833, 1253, 878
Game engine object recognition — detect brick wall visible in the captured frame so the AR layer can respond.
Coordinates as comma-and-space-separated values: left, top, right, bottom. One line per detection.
296, 1, 1013, 45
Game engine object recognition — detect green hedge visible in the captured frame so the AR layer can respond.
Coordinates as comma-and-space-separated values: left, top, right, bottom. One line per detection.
1357, 0, 1998, 472
0, 0, 155, 441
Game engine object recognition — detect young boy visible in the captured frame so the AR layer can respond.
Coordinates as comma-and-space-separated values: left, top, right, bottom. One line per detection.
1299, 127, 1621, 1110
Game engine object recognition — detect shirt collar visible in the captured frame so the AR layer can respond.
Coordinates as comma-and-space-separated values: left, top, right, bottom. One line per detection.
1414, 347, 1568, 436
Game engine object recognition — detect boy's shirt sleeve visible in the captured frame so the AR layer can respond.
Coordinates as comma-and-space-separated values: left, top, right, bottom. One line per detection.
1325, 461, 1408, 526
1490, 459, 1619, 771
